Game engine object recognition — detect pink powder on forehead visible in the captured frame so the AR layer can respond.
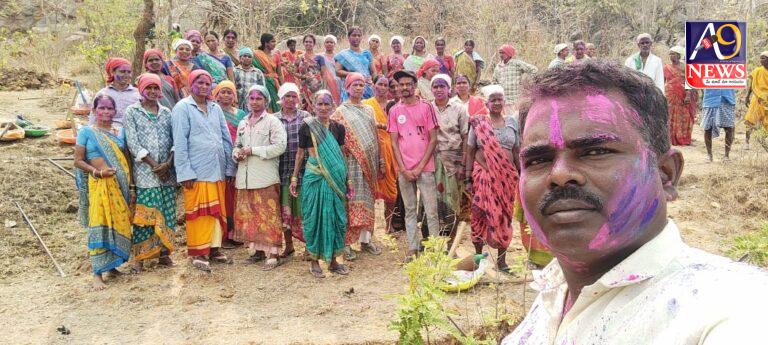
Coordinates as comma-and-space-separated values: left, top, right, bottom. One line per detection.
548, 100, 564, 149
582, 94, 617, 125
96, 97, 115, 109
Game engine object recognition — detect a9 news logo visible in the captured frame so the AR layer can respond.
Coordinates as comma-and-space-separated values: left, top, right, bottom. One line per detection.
685, 21, 747, 89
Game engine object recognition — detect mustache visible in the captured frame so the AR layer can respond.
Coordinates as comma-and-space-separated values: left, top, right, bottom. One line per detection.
538, 185, 604, 214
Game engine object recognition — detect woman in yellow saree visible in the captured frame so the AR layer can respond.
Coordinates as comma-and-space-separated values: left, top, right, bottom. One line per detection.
74, 94, 132, 290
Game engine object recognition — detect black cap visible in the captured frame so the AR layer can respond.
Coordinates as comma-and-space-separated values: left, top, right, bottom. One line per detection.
393, 70, 417, 83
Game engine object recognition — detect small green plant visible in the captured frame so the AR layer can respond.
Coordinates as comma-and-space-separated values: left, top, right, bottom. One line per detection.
388, 237, 495, 345
726, 223, 768, 267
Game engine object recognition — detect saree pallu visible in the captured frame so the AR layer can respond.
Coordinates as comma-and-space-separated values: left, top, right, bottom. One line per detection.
131, 186, 176, 261
301, 118, 348, 261
664, 65, 696, 146
403, 54, 426, 73
168, 60, 194, 98
183, 181, 227, 256
469, 116, 518, 249
514, 191, 552, 267
253, 50, 281, 112
297, 54, 341, 109
197, 52, 228, 85
223, 108, 247, 142
435, 151, 465, 236
362, 98, 397, 203
324, 53, 347, 102
746, 67, 768, 129
234, 184, 283, 255
386, 54, 405, 78
159, 75, 179, 110
331, 104, 379, 244
456, 52, 478, 90
76, 130, 132, 274
336, 49, 374, 99
280, 184, 304, 242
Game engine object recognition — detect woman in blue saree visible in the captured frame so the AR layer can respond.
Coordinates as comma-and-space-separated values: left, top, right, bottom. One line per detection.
334, 26, 376, 100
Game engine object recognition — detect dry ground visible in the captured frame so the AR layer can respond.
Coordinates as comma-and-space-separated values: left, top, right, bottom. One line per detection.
0, 89, 766, 344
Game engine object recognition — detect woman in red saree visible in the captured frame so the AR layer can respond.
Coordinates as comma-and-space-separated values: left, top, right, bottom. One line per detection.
664, 47, 697, 146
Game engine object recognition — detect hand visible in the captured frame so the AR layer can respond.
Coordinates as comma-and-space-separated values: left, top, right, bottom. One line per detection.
100, 168, 116, 178
403, 170, 417, 182
182, 179, 196, 190
411, 167, 422, 179
289, 179, 298, 197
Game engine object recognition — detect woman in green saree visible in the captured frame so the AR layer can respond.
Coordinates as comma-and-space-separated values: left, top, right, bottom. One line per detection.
289, 90, 349, 278
253, 33, 282, 112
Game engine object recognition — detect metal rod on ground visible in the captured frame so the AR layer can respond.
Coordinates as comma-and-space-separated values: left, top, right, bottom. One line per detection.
47, 158, 75, 178
15, 202, 66, 277
42, 157, 72, 161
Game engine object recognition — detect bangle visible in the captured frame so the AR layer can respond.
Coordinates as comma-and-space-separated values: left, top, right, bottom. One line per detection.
98, 170, 103, 178
291, 176, 298, 182
91, 168, 97, 176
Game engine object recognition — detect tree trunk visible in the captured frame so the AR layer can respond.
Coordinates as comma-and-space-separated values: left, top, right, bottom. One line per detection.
132, 0, 155, 80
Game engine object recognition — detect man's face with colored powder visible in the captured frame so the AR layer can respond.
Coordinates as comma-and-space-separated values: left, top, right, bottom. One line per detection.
519, 89, 680, 269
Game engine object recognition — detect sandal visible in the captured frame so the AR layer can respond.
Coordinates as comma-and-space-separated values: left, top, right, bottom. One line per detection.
244, 252, 266, 265
210, 252, 233, 264
309, 267, 326, 278
280, 248, 296, 258
191, 258, 211, 272
361, 242, 382, 255
497, 265, 514, 275
158, 255, 175, 267
343, 246, 357, 261
329, 263, 350, 275
262, 258, 284, 271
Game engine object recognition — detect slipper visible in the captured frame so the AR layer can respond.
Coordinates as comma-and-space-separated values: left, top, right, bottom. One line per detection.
343, 246, 357, 261
262, 258, 284, 271
210, 253, 233, 264
497, 266, 514, 275
158, 256, 175, 267
329, 264, 350, 275
310, 267, 326, 278
244, 252, 266, 265
192, 259, 211, 272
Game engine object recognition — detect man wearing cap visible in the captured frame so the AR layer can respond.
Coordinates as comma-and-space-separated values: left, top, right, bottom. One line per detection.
429, 74, 469, 242
389, 70, 441, 261
274, 82, 311, 258
492, 44, 538, 107
625, 33, 665, 94
549, 44, 570, 69
172, 69, 236, 271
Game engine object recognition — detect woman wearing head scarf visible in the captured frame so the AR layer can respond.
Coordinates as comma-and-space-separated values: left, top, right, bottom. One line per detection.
92, 57, 141, 127
185, 30, 204, 62
233, 46, 265, 111
143, 48, 179, 109
214, 80, 247, 248
232, 85, 287, 270
664, 45, 697, 146
74, 94, 131, 290
363, 76, 398, 232
386, 35, 407, 78
416, 58, 440, 101
123, 73, 177, 272
253, 33, 283, 112
450, 74, 489, 117
290, 90, 349, 277
172, 70, 236, 272
403, 36, 434, 73
198, 31, 236, 86
167, 39, 200, 98
331, 72, 382, 259
274, 83, 311, 257
295, 34, 341, 110
335, 26, 377, 100
367, 34, 387, 76
464, 85, 524, 272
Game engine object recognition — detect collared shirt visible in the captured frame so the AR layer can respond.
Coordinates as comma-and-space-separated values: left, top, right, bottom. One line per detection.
432, 101, 469, 152
502, 220, 768, 345
171, 96, 236, 183
548, 58, 565, 69
702, 89, 737, 108
234, 66, 265, 111
91, 85, 142, 125
276, 109, 309, 185
492, 58, 538, 104
233, 112, 287, 189
123, 102, 176, 188
625, 53, 665, 95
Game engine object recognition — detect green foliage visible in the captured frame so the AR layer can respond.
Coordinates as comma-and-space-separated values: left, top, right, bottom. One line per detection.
76, 0, 142, 79
727, 223, 768, 267
388, 237, 495, 345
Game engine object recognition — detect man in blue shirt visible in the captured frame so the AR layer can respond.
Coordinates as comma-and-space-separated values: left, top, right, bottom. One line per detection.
701, 88, 736, 162
172, 70, 236, 271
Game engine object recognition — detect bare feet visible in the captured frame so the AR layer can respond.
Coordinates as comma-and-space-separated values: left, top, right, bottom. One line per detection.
158, 255, 175, 267
108, 268, 123, 277
280, 246, 295, 258
130, 262, 144, 274
92, 274, 107, 290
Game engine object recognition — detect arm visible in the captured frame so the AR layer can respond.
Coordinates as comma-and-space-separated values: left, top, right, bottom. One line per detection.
251, 118, 287, 159
171, 105, 197, 184
227, 67, 235, 82
746, 77, 753, 106
522, 60, 538, 74
335, 61, 350, 78
218, 110, 236, 177
289, 148, 305, 197
381, 55, 389, 77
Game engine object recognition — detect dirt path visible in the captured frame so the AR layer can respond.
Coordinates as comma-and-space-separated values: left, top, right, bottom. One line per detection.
0, 89, 766, 344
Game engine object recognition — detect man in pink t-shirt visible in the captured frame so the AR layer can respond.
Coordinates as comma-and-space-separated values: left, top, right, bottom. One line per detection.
389, 70, 440, 260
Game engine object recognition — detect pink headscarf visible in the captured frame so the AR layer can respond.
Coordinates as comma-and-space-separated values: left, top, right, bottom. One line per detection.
500, 44, 516, 59
136, 73, 162, 98
417, 58, 440, 78
142, 49, 164, 68
345, 72, 365, 91
105, 57, 131, 83
188, 69, 212, 87
184, 30, 202, 41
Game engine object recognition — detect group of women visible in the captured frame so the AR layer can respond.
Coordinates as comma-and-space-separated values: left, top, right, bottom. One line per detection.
74, 27, 545, 289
